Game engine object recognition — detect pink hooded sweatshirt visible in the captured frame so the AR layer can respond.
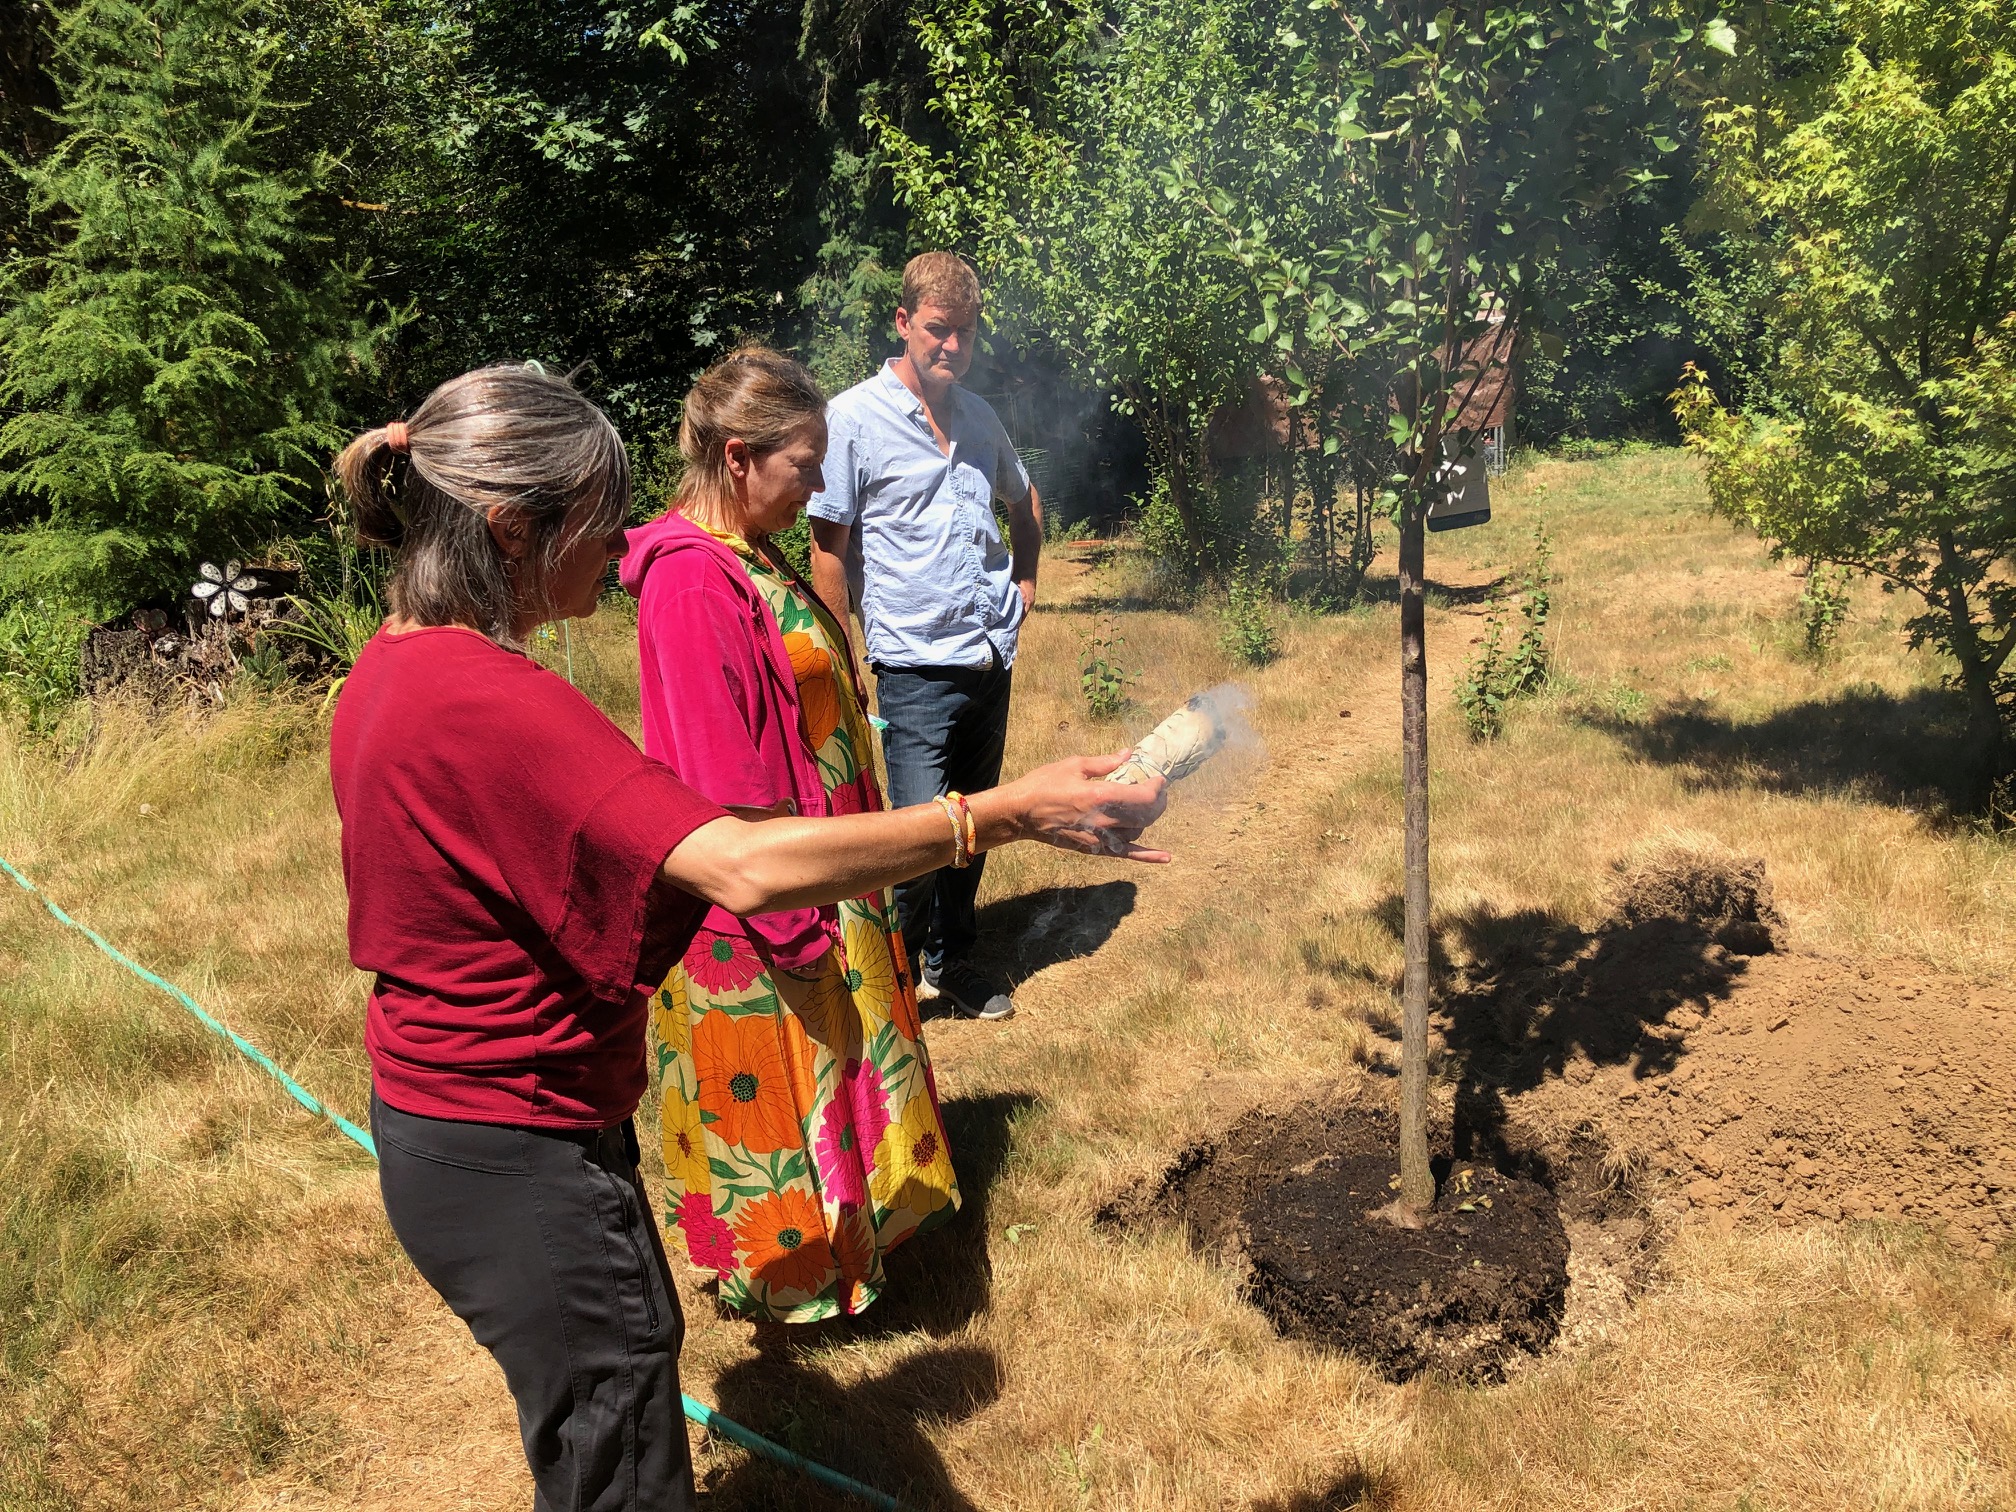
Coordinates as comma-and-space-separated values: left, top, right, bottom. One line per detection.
621, 511, 840, 974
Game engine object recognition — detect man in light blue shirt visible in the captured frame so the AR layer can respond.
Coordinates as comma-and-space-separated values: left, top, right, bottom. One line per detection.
808, 252, 1041, 1021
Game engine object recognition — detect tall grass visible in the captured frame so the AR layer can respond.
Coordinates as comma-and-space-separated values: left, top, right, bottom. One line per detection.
1, 457, 2011, 1509
0, 695, 383, 1509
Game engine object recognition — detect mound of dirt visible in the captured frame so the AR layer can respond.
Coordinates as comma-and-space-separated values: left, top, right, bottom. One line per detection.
1450, 851, 2016, 1258
1571, 954, 2016, 1253
1116, 1103, 1570, 1382
1610, 843, 1785, 955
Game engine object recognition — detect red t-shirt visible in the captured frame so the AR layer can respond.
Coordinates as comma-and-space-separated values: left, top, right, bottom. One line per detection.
330, 626, 726, 1128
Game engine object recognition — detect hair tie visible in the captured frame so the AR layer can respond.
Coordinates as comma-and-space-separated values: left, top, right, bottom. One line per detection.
385, 420, 410, 454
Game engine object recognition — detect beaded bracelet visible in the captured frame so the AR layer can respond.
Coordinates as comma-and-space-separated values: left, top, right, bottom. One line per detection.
932, 793, 970, 868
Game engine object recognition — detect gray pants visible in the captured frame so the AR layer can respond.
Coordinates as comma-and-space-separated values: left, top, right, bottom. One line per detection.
371, 1093, 695, 1512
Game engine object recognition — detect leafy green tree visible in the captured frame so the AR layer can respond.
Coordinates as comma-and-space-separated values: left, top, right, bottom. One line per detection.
0, 0, 393, 618
1673, 0, 2016, 805
1518, 170, 1706, 443
797, 0, 938, 393
1186, 0, 1728, 1213
873, 0, 1262, 569
321, 0, 829, 443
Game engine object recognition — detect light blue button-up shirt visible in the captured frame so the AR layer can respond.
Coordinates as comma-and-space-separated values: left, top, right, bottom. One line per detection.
807, 362, 1033, 670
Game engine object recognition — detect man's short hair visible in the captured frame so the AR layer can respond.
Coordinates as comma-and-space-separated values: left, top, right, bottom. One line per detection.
900, 252, 981, 316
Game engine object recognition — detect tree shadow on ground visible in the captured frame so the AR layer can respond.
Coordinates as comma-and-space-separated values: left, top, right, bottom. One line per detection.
1358, 571, 1506, 609
704, 1337, 1001, 1511
1581, 683, 1970, 814
839, 1089, 1037, 1341
970, 880, 1136, 988
1430, 898, 1755, 1167
1350, 891, 1756, 1166
1059, 592, 1185, 615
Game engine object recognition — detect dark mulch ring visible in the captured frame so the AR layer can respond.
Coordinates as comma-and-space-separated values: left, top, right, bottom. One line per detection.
1103, 1102, 1575, 1383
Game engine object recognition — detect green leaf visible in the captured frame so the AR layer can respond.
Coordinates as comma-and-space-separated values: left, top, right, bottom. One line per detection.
1703, 17, 1737, 55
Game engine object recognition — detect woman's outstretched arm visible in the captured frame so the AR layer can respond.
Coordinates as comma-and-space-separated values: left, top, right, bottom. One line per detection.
663, 753, 1169, 917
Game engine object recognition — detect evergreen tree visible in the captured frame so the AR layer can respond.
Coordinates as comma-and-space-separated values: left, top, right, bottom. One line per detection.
0, 0, 392, 618
1, 2, 61, 261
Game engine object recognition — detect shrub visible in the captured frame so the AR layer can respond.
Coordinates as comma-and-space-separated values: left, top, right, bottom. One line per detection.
1219, 559, 1280, 667
0, 599, 87, 732
1079, 628, 1133, 721
0, 0, 395, 619
262, 528, 388, 700
1456, 526, 1554, 739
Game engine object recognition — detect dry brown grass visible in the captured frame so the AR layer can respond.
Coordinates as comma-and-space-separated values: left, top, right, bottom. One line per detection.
3, 448, 2012, 1510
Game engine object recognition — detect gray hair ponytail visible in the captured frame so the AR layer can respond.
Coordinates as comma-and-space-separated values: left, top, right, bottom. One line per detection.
333, 364, 631, 644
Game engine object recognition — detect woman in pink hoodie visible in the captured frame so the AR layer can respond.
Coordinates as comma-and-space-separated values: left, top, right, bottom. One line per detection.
624, 347, 952, 1322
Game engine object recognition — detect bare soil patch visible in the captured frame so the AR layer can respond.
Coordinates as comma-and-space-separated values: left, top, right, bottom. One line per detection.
1105, 1102, 1589, 1382
1450, 846, 2016, 1257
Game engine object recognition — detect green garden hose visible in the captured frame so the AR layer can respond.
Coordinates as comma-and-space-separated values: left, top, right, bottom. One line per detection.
0, 852, 907, 1512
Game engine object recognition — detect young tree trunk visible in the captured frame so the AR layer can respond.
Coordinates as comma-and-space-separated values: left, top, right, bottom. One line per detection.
1164, 450, 1198, 554
1936, 531, 2010, 812
1305, 405, 1332, 589
1140, 392, 1208, 569
1955, 650, 2006, 813
1397, 489, 1434, 1212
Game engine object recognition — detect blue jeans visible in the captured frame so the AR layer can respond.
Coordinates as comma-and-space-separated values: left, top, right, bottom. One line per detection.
874, 655, 1014, 973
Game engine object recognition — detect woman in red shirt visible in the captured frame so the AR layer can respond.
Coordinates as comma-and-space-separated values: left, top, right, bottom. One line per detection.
327, 363, 1164, 1512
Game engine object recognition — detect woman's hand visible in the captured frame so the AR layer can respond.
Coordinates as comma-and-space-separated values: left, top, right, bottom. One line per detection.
979, 752, 1171, 862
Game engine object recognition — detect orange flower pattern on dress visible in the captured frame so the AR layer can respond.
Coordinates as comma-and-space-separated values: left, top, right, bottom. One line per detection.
652, 531, 958, 1322
733, 1189, 835, 1298
692, 1012, 803, 1154
782, 631, 842, 754
780, 1010, 820, 1116
888, 937, 923, 1041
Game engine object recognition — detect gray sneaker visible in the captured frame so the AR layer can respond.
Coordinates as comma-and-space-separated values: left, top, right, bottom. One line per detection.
924, 959, 1016, 1021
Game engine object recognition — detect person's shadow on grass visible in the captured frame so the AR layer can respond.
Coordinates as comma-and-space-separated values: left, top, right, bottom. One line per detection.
698, 1092, 1034, 1509
969, 879, 1136, 989
703, 1337, 1002, 1511
1250, 1464, 1399, 1511
845, 1089, 1036, 1339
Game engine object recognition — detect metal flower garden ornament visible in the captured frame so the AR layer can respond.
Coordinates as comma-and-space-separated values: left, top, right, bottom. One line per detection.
190, 560, 261, 619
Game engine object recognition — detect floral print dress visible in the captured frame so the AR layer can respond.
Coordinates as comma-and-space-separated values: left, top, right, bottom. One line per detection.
650, 531, 960, 1321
